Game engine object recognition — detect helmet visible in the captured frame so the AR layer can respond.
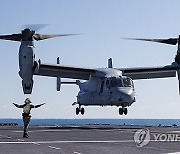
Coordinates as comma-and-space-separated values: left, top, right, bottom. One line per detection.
25, 98, 31, 104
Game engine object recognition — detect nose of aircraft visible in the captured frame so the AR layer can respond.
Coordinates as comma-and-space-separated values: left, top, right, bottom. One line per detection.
117, 88, 135, 104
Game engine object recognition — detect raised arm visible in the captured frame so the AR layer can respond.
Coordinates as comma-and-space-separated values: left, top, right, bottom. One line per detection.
33, 103, 45, 108
13, 103, 24, 108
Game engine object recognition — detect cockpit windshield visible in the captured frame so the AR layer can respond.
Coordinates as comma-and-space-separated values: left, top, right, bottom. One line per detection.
109, 77, 134, 88
110, 78, 123, 87
122, 77, 133, 87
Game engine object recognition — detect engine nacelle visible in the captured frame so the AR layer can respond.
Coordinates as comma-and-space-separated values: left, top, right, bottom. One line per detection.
19, 42, 35, 94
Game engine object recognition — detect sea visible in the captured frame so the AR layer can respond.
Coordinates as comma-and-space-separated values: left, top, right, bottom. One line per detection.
0, 119, 180, 126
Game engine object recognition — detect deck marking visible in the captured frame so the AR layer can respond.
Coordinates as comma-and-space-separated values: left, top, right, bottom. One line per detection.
13, 129, 71, 133
74, 152, 82, 154
17, 139, 24, 142
1, 139, 180, 144
32, 142, 41, 146
0, 140, 134, 144
164, 152, 180, 154
48, 145, 61, 150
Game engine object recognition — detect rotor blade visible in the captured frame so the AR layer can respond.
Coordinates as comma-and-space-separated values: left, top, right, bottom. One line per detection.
0, 34, 22, 41
125, 38, 178, 45
178, 80, 180, 95
23, 24, 48, 31
33, 34, 79, 41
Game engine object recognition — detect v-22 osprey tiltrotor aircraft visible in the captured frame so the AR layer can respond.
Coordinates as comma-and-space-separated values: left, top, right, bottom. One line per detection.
0, 28, 180, 115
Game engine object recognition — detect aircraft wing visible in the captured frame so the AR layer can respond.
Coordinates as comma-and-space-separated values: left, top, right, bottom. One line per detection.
34, 62, 179, 80
34, 63, 96, 80
120, 64, 179, 80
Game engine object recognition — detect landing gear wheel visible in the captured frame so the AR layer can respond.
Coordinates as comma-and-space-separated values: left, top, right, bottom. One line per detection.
81, 108, 85, 115
76, 107, 80, 115
119, 108, 123, 115
124, 108, 128, 115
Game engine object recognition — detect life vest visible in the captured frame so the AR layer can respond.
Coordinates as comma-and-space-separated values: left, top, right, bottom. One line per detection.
23, 104, 31, 114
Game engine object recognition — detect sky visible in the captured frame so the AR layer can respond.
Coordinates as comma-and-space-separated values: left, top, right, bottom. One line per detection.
1, 0, 180, 119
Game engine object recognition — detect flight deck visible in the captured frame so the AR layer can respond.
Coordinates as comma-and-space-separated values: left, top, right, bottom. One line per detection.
0, 125, 180, 154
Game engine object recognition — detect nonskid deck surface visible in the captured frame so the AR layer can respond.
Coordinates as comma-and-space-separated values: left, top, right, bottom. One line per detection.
0, 125, 180, 154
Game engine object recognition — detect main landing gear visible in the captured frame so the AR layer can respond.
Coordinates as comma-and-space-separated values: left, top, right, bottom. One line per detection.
119, 107, 128, 115
76, 105, 85, 115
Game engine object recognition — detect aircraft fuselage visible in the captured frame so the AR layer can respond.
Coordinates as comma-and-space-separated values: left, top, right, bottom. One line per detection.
75, 69, 136, 115
77, 87, 135, 107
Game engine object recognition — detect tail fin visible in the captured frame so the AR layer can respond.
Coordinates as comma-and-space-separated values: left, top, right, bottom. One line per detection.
108, 58, 113, 68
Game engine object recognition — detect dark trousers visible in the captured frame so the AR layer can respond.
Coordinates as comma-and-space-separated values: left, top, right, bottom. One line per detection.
23, 116, 31, 135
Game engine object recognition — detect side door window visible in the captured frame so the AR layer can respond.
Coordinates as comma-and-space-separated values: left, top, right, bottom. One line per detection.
100, 81, 105, 93
105, 79, 110, 90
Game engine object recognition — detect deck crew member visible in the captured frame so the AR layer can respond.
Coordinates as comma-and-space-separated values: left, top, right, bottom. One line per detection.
13, 98, 45, 138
